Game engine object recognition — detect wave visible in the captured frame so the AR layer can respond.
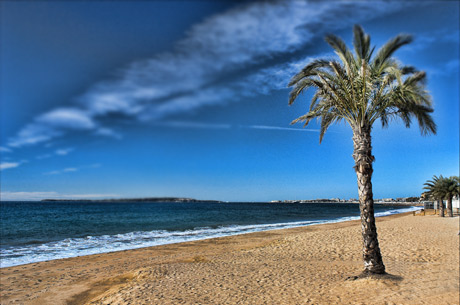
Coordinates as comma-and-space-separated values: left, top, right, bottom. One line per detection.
0, 206, 420, 268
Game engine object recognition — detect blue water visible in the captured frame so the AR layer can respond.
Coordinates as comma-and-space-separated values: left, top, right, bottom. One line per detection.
0, 201, 418, 268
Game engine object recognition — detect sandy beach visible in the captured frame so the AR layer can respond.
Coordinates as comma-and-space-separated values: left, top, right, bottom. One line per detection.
1, 212, 458, 305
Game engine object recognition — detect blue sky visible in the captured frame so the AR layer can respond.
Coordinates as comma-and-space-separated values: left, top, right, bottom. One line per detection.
1, 0, 458, 201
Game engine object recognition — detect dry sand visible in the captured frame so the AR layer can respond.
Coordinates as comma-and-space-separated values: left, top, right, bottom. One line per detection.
1, 212, 458, 305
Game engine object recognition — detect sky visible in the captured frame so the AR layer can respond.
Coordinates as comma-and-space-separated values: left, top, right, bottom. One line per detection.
0, 0, 458, 202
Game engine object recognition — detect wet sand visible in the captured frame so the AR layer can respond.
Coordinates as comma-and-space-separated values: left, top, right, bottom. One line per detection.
1, 213, 458, 304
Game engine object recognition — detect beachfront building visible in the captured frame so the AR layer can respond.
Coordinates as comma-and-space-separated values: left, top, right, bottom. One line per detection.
424, 197, 460, 211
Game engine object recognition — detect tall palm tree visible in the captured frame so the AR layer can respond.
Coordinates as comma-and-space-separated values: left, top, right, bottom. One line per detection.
423, 175, 446, 217
288, 25, 436, 275
443, 176, 460, 217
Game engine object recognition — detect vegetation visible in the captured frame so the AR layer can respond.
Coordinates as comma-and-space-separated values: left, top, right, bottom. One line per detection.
288, 25, 436, 275
423, 175, 459, 217
444, 176, 460, 217
423, 175, 446, 217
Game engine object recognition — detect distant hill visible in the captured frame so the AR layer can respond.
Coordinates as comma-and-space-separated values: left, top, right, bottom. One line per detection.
40, 197, 223, 203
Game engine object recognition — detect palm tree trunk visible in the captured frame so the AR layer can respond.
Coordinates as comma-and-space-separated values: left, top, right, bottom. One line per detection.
352, 126, 385, 275
439, 199, 445, 217
446, 197, 453, 217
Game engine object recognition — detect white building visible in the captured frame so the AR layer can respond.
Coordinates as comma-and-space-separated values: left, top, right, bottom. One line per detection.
427, 197, 459, 210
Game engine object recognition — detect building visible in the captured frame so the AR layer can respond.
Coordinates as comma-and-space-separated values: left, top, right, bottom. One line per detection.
424, 196, 460, 210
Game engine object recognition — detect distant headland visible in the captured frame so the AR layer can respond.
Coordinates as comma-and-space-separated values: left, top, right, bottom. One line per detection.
40, 197, 224, 203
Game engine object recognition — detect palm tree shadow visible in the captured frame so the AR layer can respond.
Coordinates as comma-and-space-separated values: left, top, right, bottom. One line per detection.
345, 272, 403, 282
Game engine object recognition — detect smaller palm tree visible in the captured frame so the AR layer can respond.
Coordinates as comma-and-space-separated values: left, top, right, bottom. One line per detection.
423, 175, 445, 217
443, 176, 460, 217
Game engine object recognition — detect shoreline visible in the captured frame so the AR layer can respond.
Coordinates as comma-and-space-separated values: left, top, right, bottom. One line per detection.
1, 212, 458, 304
1, 206, 420, 269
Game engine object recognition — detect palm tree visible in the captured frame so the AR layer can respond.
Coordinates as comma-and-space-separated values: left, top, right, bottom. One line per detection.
423, 175, 446, 217
443, 176, 460, 217
288, 25, 436, 275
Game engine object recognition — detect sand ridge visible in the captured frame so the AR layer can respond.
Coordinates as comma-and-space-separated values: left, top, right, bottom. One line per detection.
1, 213, 458, 304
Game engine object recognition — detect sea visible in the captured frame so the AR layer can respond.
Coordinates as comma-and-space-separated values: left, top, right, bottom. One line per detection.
0, 201, 419, 268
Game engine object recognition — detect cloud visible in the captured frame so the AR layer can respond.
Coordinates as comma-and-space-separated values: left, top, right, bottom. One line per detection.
154, 121, 231, 129
0, 191, 119, 201
44, 167, 78, 175
8, 123, 62, 148
443, 58, 459, 74
63, 167, 77, 172
152, 120, 320, 133
246, 125, 320, 132
136, 55, 327, 121
94, 127, 123, 139
8, 108, 96, 148
80, 1, 407, 121
0, 159, 28, 171
44, 170, 62, 175
0, 162, 21, 171
37, 108, 95, 129
435, 58, 460, 75
425, 58, 460, 77
6, 0, 411, 149
36, 153, 52, 160
0, 191, 58, 201
36, 147, 75, 160
55, 147, 74, 156
405, 29, 460, 52
0, 146, 12, 153
43, 163, 100, 175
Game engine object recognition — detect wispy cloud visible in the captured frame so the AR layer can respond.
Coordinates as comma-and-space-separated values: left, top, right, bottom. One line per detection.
94, 127, 123, 139
246, 125, 320, 132
6, 0, 411, 149
0, 159, 28, 171
43, 163, 101, 175
37, 108, 95, 129
55, 147, 74, 156
0, 162, 21, 171
154, 120, 320, 133
36, 153, 52, 160
8, 123, 62, 148
154, 121, 231, 129
445, 59, 460, 73
404, 29, 460, 52
7, 109, 96, 148
36, 148, 74, 160
425, 58, 460, 77
0, 146, 12, 153
35, 147, 75, 160
0, 191, 119, 201
45, 167, 78, 175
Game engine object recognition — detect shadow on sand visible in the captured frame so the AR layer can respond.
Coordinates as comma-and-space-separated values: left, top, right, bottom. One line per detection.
345, 272, 403, 282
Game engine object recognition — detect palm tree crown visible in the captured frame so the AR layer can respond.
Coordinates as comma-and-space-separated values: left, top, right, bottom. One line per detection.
423, 175, 459, 217
423, 175, 445, 201
444, 176, 460, 199
289, 25, 436, 142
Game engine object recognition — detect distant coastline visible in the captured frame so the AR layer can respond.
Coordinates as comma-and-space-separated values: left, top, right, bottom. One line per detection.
271, 199, 422, 206
40, 197, 224, 203
37, 197, 422, 205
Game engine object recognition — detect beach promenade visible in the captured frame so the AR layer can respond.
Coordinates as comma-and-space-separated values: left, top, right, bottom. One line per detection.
1, 213, 458, 305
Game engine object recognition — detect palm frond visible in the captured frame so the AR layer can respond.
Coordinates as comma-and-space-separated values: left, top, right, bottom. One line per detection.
324, 34, 355, 73
288, 59, 330, 87
353, 25, 371, 61
373, 34, 413, 71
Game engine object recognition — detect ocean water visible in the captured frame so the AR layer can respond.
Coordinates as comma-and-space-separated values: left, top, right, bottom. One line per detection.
0, 201, 419, 268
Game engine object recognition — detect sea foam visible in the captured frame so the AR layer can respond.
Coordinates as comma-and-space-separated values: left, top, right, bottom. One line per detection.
0, 206, 420, 268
